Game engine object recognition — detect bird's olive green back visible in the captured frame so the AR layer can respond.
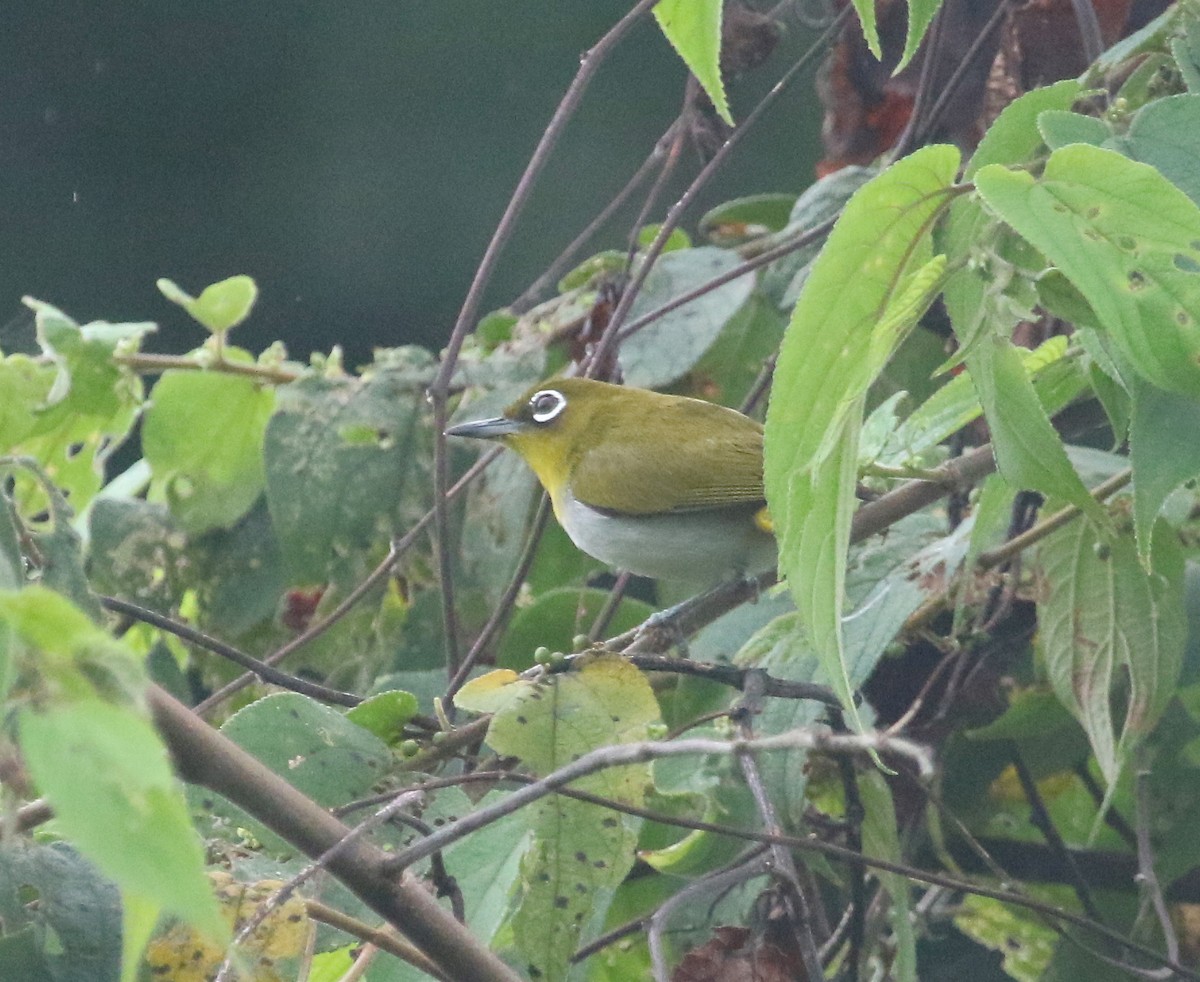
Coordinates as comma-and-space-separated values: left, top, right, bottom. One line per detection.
504, 378, 765, 516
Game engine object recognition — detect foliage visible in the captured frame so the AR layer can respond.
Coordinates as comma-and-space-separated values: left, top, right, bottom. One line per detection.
3, 3, 1200, 981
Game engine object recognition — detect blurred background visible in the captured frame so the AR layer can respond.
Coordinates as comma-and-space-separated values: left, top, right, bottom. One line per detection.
0, 0, 823, 366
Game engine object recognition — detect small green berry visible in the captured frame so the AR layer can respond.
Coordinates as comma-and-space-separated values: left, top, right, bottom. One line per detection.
400, 739, 421, 758
572, 634, 591, 652
534, 646, 552, 665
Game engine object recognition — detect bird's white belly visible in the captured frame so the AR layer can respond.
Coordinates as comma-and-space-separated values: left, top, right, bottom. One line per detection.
557, 488, 776, 583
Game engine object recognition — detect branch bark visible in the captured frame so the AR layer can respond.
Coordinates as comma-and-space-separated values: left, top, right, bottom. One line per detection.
146, 685, 522, 982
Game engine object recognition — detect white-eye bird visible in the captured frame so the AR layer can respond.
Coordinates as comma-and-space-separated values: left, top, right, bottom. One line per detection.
446, 378, 776, 582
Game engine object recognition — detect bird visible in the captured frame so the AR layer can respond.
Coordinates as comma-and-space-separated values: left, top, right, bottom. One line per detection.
446, 378, 775, 583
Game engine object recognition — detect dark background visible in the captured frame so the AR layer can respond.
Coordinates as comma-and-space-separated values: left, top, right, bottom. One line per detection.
2, 1, 822, 366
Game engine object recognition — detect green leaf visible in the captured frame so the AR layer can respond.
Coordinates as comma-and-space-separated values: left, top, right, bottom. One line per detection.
844, 517, 973, 679
965, 80, 1082, 178
188, 498, 285, 637
0, 842, 123, 982
698, 193, 798, 244
0, 459, 102, 620
1035, 519, 1186, 786
1116, 94, 1200, 206
1171, 16, 1200, 93
954, 894, 1058, 981
860, 770, 916, 981
636, 223, 691, 252
201, 693, 392, 854
443, 791, 530, 946
653, 0, 732, 125
1036, 110, 1109, 150
766, 144, 959, 481
157, 275, 258, 335
0, 587, 141, 704
849, 0, 880, 58
760, 166, 875, 310
1129, 379, 1200, 558
898, 0, 943, 71
620, 246, 755, 388
765, 145, 959, 723
556, 250, 626, 293
775, 410, 864, 722
974, 144, 1200, 398
885, 337, 1072, 464
456, 656, 659, 981
142, 367, 275, 534
966, 335, 1110, 527
263, 370, 430, 583
5, 303, 147, 515
345, 689, 419, 743
19, 702, 226, 944
87, 499, 187, 615
497, 587, 654, 670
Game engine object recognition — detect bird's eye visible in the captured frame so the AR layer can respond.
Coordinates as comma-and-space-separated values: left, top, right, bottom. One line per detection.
529, 389, 567, 424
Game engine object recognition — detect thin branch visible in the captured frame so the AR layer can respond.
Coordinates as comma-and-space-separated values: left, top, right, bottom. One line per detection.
1011, 747, 1104, 922
649, 849, 772, 981
977, 468, 1132, 569
1069, 0, 1105, 64
306, 901, 448, 981
1134, 746, 1180, 968
624, 653, 842, 706
215, 791, 425, 982
510, 118, 683, 314
732, 688, 825, 980
14, 797, 53, 833
909, 0, 1014, 149
100, 595, 362, 709
587, 570, 633, 642
113, 351, 300, 385
585, 6, 853, 374
410, 744, 1200, 979
830, 708, 866, 979
611, 215, 837, 346
624, 105, 690, 271
428, 0, 662, 681
445, 494, 551, 705
383, 727, 934, 872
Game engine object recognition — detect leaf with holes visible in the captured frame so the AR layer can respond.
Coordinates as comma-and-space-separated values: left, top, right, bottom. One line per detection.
193, 693, 392, 856
975, 144, 1200, 398
6, 301, 148, 518
264, 367, 432, 583
142, 363, 275, 534
455, 656, 659, 981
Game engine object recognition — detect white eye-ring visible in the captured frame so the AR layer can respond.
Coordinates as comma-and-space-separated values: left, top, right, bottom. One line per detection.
529, 389, 567, 423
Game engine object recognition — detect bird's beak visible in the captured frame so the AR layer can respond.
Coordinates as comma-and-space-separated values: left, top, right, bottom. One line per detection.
445, 416, 522, 440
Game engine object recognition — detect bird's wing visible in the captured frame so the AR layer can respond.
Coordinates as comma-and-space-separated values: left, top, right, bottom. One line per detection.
570, 403, 765, 515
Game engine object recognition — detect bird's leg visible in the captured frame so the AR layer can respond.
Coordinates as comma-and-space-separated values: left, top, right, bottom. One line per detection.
625, 571, 770, 655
